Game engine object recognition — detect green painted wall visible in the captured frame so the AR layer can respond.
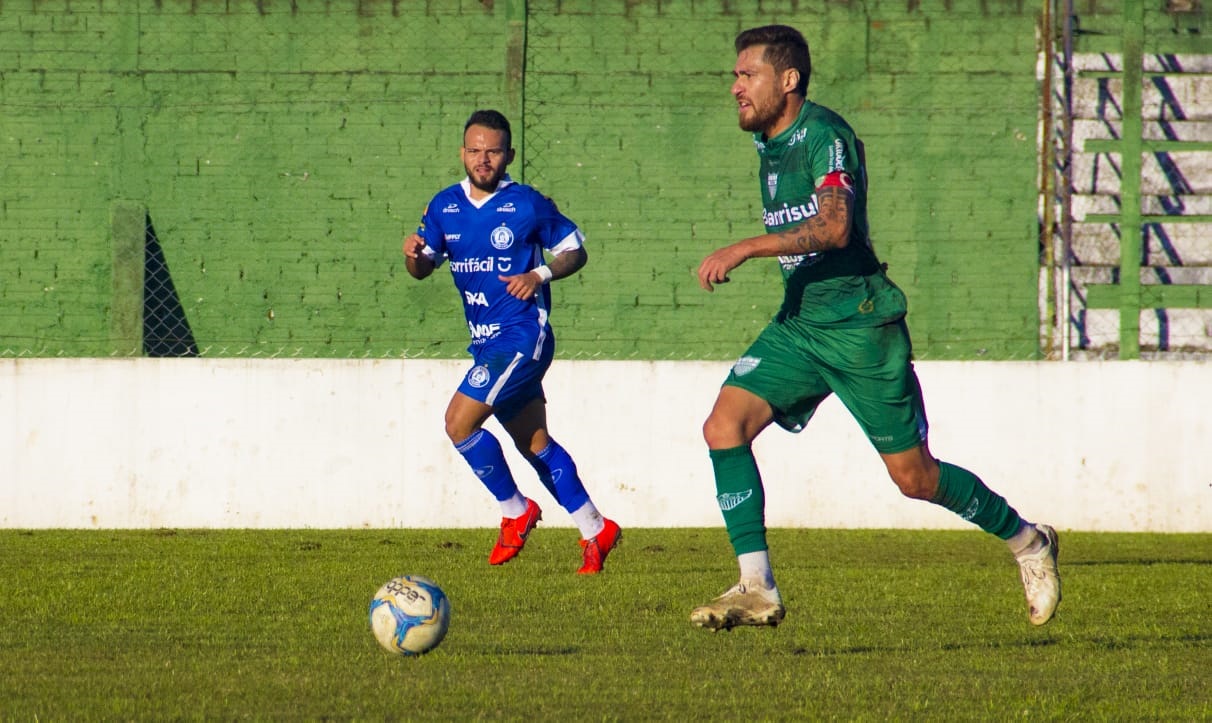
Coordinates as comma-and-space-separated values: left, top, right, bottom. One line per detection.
0, 1, 1169, 360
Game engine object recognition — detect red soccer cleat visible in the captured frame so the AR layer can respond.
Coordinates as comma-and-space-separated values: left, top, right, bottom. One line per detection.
577, 518, 621, 575
488, 498, 542, 565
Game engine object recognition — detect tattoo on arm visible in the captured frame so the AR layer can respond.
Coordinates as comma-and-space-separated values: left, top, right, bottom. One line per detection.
546, 247, 588, 280
776, 186, 853, 254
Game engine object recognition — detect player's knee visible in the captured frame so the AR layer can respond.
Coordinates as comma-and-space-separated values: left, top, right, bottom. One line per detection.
444, 419, 477, 445
890, 468, 936, 501
702, 413, 741, 449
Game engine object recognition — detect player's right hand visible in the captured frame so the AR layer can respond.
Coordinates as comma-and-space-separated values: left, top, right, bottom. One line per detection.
402, 233, 426, 259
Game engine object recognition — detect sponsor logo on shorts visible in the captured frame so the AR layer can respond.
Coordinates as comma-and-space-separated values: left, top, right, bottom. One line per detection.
490, 225, 515, 250
858, 299, 874, 313
468, 365, 491, 388
731, 356, 761, 376
717, 489, 753, 512
961, 498, 980, 521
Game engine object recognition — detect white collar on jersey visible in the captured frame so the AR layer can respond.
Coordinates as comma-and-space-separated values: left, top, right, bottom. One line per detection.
460, 174, 515, 209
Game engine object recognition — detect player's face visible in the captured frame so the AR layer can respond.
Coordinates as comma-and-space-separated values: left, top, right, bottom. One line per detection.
732, 45, 788, 135
462, 125, 514, 193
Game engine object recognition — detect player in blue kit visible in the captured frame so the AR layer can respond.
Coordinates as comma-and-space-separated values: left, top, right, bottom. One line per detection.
402, 110, 621, 574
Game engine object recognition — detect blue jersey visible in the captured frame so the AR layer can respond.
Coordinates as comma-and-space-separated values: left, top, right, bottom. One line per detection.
417, 176, 584, 355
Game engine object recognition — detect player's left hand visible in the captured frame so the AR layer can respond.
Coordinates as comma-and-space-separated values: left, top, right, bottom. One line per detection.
499, 271, 543, 300
698, 245, 747, 292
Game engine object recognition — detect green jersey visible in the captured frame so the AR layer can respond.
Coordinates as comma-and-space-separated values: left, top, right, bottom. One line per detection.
754, 100, 906, 328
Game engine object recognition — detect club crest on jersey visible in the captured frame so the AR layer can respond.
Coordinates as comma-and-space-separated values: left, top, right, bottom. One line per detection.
490, 225, 515, 250
766, 172, 779, 199
468, 365, 491, 388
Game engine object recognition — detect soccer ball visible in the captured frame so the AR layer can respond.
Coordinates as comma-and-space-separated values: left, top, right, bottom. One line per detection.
368, 575, 451, 656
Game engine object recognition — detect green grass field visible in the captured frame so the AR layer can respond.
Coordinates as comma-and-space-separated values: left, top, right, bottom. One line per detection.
1, 528, 1208, 720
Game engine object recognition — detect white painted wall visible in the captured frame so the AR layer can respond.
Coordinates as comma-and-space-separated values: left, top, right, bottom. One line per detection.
1, 359, 1207, 531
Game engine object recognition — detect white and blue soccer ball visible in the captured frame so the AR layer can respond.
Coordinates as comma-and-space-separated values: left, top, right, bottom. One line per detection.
369, 575, 451, 656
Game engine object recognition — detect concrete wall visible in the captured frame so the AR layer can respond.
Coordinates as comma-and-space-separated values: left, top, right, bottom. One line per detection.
3, 359, 1207, 532
1, 0, 1049, 360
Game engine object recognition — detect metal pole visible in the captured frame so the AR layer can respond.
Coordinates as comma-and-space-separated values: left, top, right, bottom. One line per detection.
1060, 0, 1075, 360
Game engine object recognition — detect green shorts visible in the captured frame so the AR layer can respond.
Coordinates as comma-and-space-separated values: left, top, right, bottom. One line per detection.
724, 317, 928, 454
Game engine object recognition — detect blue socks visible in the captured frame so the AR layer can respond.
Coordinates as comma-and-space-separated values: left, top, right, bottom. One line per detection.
456, 431, 591, 515
454, 429, 518, 502
526, 439, 591, 513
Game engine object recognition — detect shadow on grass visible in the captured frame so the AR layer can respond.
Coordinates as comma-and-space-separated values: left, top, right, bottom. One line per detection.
789, 631, 1211, 657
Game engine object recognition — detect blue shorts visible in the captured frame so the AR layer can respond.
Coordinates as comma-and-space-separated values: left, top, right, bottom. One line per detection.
458, 329, 554, 423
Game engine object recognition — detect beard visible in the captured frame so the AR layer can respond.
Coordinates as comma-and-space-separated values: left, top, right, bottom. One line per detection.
466, 165, 505, 193
738, 95, 785, 134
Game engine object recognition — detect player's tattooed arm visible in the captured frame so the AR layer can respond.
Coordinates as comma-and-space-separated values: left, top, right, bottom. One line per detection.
698, 180, 855, 292
776, 185, 853, 255
544, 246, 588, 281
500, 247, 588, 300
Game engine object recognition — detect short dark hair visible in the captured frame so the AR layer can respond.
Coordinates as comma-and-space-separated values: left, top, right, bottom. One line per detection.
464, 109, 512, 148
735, 25, 811, 96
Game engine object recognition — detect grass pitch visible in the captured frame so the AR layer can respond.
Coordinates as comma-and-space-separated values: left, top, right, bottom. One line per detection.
1, 528, 1208, 720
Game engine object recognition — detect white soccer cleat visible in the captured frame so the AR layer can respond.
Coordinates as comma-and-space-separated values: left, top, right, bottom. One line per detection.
1017, 524, 1061, 626
690, 579, 785, 631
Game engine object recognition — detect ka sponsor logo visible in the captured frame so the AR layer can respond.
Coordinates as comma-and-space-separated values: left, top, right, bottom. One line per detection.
464, 290, 489, 306
717, 489, 753, 512
490, 225, 515, 250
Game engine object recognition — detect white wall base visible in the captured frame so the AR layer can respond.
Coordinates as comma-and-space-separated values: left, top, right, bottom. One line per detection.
1, 358, 1207, 531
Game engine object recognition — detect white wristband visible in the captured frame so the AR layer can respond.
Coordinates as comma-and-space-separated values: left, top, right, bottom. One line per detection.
533, 265, 553, 283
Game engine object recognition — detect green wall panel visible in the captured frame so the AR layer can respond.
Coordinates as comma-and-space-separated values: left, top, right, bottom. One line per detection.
1, 1, 1174, 360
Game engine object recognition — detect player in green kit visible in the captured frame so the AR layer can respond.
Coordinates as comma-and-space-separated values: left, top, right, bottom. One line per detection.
691, 25, 1061, 631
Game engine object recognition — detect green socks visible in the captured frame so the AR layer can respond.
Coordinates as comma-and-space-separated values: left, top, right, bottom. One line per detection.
932, 461, 1022, 540
711, 450, 1021, 550
710, 446, 768, 556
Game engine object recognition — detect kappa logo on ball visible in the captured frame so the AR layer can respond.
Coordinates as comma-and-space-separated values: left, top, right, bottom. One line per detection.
468, 365, 491, 388
731, 356, 761, 376
490, 225, 515, 250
